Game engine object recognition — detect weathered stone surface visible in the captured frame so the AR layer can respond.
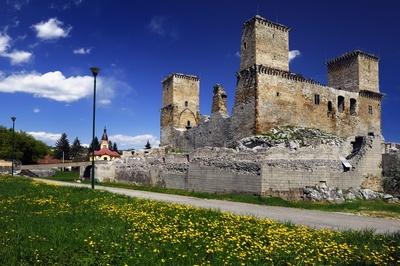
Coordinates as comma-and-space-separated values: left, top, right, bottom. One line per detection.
211, 84, 228, 117
303, 185, 396, 203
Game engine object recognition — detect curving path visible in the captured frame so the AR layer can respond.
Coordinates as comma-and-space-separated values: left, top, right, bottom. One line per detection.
32, 178, 400, 234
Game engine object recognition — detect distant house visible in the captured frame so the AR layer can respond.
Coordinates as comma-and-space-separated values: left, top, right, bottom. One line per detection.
94, 127, 120, 161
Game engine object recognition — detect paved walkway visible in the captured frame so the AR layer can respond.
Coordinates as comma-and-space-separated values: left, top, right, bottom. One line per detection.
33, 178, 400, 234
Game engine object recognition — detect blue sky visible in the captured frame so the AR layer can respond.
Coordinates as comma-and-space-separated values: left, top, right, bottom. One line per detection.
0, 0, 399, 149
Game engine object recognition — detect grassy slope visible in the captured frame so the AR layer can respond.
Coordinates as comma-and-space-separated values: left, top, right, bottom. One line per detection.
0, 176, 399, 265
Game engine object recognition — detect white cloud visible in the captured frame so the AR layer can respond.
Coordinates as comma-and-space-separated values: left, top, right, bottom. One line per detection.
32, 18, 71, 40
148, 16, 166, 35
33, 108, 40, 113
289, 50, 301, 63
148, 16, 178, 39
27, 131, 61, 146
0, 71, 119, 103
235, 51, 240, 58
109, 134, 160, 150
0, 33, 11, 53
0, 33, 32, 65
98, 99, 111, 105
73, 47, 91, 54
2, 50, 32, 65
6, 0, 30, 10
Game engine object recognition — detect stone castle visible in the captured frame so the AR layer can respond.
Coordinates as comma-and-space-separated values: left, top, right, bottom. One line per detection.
92, 15, 385, 199
160, 15, 382, 150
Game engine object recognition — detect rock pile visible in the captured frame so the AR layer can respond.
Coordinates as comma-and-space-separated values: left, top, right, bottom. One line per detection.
303, 184, 399, 203
237, 127, 343, 151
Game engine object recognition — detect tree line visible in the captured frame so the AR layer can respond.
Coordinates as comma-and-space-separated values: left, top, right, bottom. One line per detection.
54, 133, 119, 161
0, 126, 49, 164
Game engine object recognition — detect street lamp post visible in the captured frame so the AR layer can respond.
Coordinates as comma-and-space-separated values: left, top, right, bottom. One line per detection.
90, 67, 100, 189
11, 116, 16, 177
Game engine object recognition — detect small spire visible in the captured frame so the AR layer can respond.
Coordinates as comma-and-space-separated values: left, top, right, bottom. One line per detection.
101, 126, 108, 141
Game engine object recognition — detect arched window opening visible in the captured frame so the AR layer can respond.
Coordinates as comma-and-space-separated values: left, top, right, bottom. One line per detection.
184, 101, 188, 107
350, 98, 357, 115
243, 42, 247, 50
186, 120, 191, 129
328, 101, 333, 112
338, 96, 345, 113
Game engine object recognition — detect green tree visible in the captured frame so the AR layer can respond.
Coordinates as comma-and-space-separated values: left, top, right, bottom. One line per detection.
89, 136, 100, 152
71, 137, 83, 161
145, 140, 151, 150
112, 142, 119, 153
54, 133, 70, 160
0, 125, 49, 164
108, 140, 113, 150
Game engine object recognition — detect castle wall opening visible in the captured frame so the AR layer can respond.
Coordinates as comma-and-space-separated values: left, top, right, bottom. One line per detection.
338, 96, 345, 113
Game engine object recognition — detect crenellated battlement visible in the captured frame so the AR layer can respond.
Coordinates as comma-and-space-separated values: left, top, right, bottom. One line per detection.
237, 64, 322, 86
244, 15, 290, 32
359, 90, 383, 100
162, 73, 199, 84
327, 50, 379, 67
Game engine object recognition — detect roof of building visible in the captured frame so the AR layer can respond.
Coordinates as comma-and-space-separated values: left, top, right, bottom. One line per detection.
94, 147, 120, 157
327, 50, 379, 66
101, 127, 108, 141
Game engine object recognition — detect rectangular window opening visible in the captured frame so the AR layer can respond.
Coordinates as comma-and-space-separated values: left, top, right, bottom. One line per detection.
314, 94, 320, 105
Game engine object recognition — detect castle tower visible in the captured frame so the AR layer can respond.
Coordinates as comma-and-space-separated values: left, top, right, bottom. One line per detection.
327, 50, 379, 93
211, 84, 228, 117
240, 15, 290, 71
232, 15, 291, 140
328, 50, 382, 135
160, 73, 200, 146
100, 127, 109, 149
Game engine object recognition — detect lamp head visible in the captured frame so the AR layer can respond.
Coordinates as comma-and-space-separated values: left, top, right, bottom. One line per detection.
90, 67, 100, 77
11, 116, 16, 122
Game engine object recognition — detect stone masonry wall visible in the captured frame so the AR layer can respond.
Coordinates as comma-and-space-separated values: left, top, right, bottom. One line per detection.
240, 15, 289, 71
260, 135, 383, 193
96, 135, 383, 198
255, 66, 381, 138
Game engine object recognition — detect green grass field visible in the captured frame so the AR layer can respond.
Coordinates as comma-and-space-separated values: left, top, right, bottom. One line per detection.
0, 176, 399, 265
49, 170, 80, 182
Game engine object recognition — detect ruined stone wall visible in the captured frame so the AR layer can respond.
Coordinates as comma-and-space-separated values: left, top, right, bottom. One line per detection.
260, 135, 383, 193
188, 163, 262, 194
173, 114, 231, 151
230, 68, 257, 141
211, 84, 228, 116
99, 135, 383, 196
260, 160, 357, 192
254, 66, 381, 138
